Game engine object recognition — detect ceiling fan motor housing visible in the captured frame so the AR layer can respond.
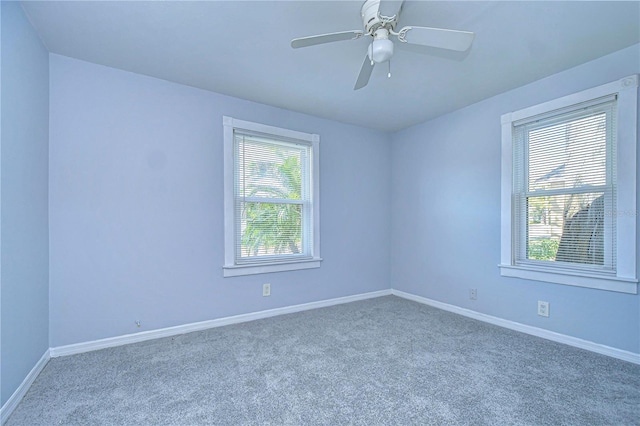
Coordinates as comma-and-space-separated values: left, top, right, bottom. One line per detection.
361, 0, 398, 35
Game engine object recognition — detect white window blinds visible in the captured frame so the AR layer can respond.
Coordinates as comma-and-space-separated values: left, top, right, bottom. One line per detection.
512, 96, 617, 273
234, 131, 313, 264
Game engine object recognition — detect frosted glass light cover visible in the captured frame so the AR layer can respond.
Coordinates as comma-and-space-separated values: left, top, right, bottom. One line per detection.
368, 39, 394, 63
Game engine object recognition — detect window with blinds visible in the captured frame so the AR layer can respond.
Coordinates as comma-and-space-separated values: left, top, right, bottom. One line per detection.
512, 97, 617, 273
500, 76, 637, 293
234, 132, 312, 263
223, 116, 320, 277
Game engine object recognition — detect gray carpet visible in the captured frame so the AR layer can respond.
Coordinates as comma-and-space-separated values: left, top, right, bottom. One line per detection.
6, 296, 640, 425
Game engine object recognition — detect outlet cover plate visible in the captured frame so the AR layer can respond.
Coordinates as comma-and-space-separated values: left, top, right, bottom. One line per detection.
538, 300, 549, 317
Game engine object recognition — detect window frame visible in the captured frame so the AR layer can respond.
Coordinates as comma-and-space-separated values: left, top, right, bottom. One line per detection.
500, 75, 638, 294
223, 116, 321, 277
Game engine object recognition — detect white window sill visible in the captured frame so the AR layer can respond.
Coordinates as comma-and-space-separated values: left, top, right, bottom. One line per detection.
224, 258, 322, 277
499, 264, 638, 294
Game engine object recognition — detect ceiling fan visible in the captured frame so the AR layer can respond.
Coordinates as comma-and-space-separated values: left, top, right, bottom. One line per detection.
291, 0, 475, 90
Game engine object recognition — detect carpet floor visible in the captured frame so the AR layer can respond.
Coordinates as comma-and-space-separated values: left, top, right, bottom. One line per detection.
6, 296, 640, 425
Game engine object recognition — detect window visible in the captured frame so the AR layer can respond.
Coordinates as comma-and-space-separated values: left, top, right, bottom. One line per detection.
223, 117, 320, 277
500, 76, 638, 294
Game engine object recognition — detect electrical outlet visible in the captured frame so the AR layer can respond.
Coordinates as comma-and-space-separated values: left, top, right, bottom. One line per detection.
263, 283, 271, 297
135, 320, 141, 328
538, 301, 549, 317
469, 288, 477, 300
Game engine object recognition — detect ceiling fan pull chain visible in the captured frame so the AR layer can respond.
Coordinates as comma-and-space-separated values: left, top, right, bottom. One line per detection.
388, 61, 391, 78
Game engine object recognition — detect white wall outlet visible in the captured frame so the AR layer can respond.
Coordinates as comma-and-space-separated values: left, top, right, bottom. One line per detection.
538, 301, 550, 317
469, 288, 477, 300
135, 320, 141, 328
263, 283, 271, 297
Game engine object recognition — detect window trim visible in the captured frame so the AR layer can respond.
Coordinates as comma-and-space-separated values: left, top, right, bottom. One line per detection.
500, 75, 638, 294
223, 116, 321, 277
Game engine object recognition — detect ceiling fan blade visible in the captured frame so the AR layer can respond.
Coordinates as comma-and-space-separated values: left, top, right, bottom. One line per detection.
378, 0, 404, 19
354, 55, 375, 90
396, 26, 474, 51
291, 30, 364, 49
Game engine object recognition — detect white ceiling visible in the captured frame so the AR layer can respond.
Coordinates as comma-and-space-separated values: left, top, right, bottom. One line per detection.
21, 1, 640, 132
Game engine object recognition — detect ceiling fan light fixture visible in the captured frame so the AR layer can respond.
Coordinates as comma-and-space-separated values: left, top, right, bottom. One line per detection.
368, 38, 394, 63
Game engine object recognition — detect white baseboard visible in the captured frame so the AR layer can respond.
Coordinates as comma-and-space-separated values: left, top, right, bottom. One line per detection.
1, 349, 50, 425
391, 289, 640, 365
49, 287, 640, 364
50, 289, 393, 358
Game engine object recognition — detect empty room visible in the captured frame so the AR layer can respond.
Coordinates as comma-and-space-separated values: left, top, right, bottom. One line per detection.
1, 0, 639, 424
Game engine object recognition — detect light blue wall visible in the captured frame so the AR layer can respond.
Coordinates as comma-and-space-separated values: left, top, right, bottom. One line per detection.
48, 54, 392, 347
0, 2, 50, 406
391, 44, 640, 354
